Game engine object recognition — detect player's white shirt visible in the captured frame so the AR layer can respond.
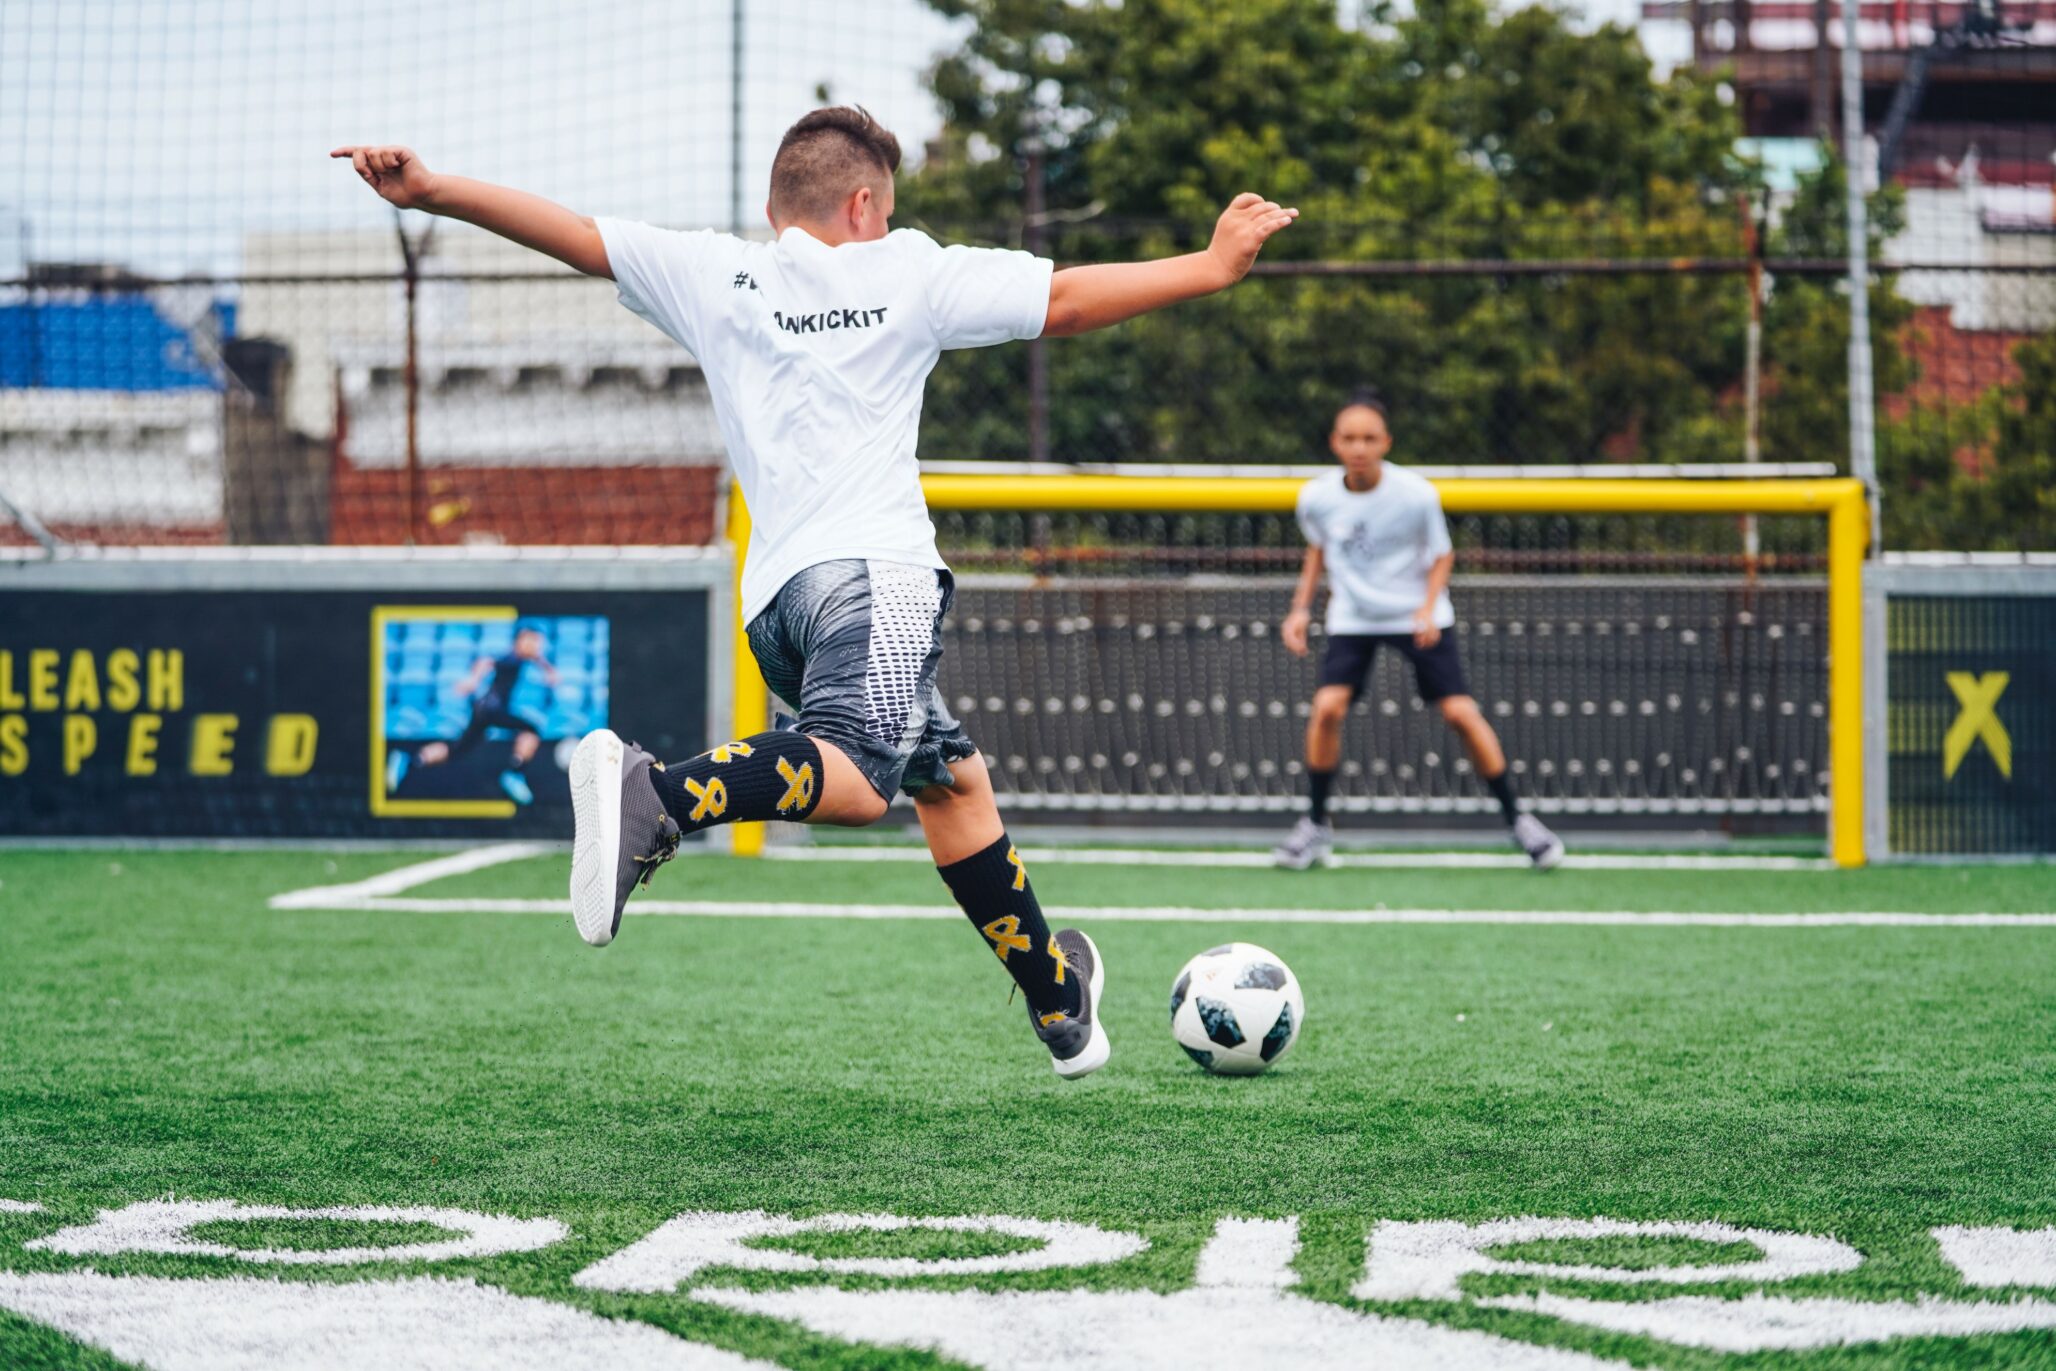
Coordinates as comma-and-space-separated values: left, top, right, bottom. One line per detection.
596, 219, 1054, 621
1295, 464, 1455, 635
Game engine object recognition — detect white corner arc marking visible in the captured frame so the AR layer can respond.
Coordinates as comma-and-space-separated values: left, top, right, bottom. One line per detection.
1355, 1217, 1863, 1302
0, 1200, 47, 1213
24, 1199, 567, 1265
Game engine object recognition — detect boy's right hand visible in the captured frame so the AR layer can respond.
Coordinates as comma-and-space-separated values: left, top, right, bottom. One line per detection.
1207, 193, 1298, 285
1282, 607, 1312, 658
330, 145, 439, 211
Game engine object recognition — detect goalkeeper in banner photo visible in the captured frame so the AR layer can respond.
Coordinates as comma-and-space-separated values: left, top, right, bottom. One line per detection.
333, 107, 1298, 1079
1273, 391, 1565, 872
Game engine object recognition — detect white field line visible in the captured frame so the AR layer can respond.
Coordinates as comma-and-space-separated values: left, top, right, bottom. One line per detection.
768, 847, 1841, 872
267, 842, 554, 909
265, 844, 2055, 928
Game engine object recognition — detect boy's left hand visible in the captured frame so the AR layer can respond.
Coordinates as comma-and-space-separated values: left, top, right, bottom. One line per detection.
1207, 194, 1299, 284
1412, 608, 1441, 650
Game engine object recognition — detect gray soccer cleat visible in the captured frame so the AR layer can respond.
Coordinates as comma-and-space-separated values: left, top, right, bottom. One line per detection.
1271, 815, 1334, 870
568, 729, 680, 946
1513, 812, 1565, 871
1033, 929, 1109, 1080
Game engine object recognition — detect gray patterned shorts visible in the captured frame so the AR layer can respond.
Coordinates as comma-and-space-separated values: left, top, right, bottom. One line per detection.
745, 559, 978, 802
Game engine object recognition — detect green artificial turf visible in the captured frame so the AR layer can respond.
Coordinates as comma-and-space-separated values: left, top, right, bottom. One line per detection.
1, 846, 2053, 1369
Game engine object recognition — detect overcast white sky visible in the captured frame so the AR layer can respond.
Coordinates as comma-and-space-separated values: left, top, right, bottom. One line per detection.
1, 0, 1676, 279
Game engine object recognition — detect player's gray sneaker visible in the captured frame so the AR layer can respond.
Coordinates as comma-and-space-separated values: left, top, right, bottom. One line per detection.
568, 728, 680, 946
1272, 816, 1334, 870
1033, 929, 1109, 1080
1513, 813, 1565, 871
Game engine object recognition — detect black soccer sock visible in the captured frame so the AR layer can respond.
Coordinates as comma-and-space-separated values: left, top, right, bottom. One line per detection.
1485, 767, 1520, 825
938, 835, 1080, 1020
1307, 767, 1336, 824
648, 732, 824, 833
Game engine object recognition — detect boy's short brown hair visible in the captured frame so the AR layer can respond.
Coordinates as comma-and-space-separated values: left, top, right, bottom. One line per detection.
769, 106, 902, 223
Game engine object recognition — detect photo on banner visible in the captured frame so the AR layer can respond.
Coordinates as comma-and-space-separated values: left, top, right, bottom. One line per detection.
370, 606, 611, 819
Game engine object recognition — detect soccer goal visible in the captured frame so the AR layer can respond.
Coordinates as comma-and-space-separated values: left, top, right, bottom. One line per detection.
727, 468, 1869, 865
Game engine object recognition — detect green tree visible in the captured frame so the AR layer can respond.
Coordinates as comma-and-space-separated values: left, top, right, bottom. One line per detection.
1759, 156, 1913, 486
904, 0, 1754, 465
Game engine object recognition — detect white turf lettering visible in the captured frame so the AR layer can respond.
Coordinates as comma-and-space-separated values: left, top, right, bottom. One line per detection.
573, 1211, 1145, 1292
689, 1214, 1625, 1370
1933, 1224, 2056, 1288
0, 1271, 773, 1371
9, 1204, 2056, 1366
25, 1199, 566, 1265
1480, 1291, 2056, 1353
1355, 1217, 1862, 1302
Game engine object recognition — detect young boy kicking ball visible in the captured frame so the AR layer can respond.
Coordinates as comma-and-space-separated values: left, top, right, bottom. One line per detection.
334, 107, 1297, 1077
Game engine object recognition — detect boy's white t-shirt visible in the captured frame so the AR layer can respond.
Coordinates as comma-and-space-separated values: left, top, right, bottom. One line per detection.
595, 219, 1054, 621
1295, 464, 1455, 635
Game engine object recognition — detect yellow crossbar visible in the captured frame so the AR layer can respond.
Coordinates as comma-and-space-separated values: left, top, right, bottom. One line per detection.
728, 475, 1870, 864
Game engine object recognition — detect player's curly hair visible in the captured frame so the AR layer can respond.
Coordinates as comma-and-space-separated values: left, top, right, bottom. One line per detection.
770, 106, 902, 223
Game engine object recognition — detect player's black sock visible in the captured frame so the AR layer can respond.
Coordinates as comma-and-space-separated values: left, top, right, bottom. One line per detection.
1485, 768, 1520, 825
647, 732, 823, 832
1307, 767, 1335, 824
938, 835, 1081, 1020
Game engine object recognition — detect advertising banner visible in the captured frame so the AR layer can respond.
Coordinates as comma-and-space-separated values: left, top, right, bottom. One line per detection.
0, 553, 725, 839
1885, 583, 2055, 856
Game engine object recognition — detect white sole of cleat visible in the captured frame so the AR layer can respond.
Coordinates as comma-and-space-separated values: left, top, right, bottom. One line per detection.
568, 729, 625, 947
1052, 932, 1110, 1080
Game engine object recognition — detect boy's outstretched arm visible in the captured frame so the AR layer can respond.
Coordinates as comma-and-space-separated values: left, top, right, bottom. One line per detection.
1041, 192, 1296, 338
328, 145, 612, 279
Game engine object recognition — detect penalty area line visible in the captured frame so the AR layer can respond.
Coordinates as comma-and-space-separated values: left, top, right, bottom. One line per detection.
266, 845, 2053, 927
767, 847, 1841, 872
268, 842, 554, 910
274, 894, 2056, 929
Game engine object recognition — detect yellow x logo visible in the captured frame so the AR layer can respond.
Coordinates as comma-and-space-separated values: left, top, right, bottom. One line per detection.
1006, 844, 1027, 891
1046, 933, 1067, 984
775, 756, 815, 813
982, 914, 1031, 960
683, 775, 728, 822
1943, 671, 2012, 780
709, 739, 755, 763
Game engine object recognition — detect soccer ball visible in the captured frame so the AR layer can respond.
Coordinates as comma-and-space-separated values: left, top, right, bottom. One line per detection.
1169, 942, 1304, 1075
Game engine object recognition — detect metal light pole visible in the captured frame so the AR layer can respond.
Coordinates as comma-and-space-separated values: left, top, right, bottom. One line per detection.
395, 212, 436, 546
1840, 0, 1879, 534
731, 0, 746, 234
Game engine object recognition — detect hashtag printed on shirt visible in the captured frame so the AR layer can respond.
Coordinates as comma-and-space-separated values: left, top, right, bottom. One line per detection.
593, 218, 1054, 623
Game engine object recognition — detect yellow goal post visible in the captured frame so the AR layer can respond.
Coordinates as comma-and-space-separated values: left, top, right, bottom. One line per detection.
725, 472, 1869, 866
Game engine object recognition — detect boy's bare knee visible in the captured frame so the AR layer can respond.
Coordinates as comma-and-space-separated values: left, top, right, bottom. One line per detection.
1438, 695, 1481, 727
1311, 691, 1351, 729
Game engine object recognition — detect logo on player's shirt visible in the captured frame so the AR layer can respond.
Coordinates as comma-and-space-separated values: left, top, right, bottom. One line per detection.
1339, 520, 1376, 564
772, 306, 889, 335
732, 272, 758, 291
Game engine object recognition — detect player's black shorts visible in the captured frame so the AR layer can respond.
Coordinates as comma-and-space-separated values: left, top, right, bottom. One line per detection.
745, 558, 978, 803
1317, 632, 1471, 704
